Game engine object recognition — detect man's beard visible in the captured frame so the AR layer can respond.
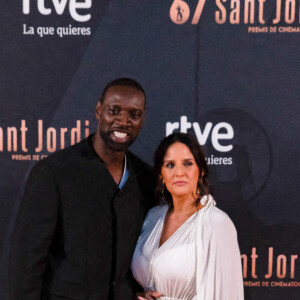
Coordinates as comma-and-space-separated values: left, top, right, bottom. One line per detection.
99, 129, 135, 152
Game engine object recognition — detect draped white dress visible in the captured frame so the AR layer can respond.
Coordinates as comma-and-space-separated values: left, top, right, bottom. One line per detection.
131, 195, 244, 300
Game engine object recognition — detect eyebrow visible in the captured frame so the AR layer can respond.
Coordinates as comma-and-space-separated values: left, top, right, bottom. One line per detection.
108, 104, 143, 111
163, 158, 195, 162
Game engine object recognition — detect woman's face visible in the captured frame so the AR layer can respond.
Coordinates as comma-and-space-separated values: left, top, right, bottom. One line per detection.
161, 142, 200, 199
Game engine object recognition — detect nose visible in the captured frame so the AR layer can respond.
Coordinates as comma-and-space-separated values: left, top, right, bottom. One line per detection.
174, 165, 184, 177
116, 112, 130, 126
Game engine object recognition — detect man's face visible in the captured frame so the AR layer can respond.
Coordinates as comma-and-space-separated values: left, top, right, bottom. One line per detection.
96, 85, 146, 152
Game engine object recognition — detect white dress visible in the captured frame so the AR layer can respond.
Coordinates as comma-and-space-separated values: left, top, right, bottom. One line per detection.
131, 195, 244, 300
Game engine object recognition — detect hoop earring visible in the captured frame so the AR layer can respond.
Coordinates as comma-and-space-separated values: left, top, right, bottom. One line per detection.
196, 176, 203, 195
161, 180, 165, 201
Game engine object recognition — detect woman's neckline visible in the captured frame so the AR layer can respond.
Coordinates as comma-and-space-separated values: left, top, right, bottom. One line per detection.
158, 208, 199, 249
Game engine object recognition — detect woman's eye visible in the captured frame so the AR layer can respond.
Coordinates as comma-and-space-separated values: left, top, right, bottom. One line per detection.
184, 161, 193, 166
166, 162, 174, 168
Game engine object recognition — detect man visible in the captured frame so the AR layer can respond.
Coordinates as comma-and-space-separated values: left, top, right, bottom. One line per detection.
9, 78, 155, 300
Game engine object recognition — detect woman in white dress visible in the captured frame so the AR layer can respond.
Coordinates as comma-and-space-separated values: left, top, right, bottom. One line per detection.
131, 133, 244, 300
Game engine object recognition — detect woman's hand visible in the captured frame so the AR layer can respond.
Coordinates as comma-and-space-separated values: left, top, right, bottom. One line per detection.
137, 291, 162, 300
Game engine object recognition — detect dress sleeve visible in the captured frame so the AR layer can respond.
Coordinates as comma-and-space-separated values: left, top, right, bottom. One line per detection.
8, 160, 59, 300
195, 209, 244, 300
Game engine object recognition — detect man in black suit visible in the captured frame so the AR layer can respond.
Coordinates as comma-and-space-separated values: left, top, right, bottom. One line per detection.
9, 78, 155, 300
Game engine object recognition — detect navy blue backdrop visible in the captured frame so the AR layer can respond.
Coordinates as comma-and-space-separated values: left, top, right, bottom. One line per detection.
0, 1, 299, 299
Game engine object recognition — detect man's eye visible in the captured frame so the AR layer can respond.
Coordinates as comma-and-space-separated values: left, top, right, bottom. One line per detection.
131, 112, 142, 119
110, 109, 119, 115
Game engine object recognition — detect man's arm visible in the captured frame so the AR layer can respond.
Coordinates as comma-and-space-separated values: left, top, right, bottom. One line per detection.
9, 160, 59, 300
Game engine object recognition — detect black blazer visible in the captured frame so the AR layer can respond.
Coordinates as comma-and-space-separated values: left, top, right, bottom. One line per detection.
9, 136, 155, 300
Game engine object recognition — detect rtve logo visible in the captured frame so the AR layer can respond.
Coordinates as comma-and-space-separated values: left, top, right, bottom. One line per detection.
166, 116, 234, 153
22, 0, 92, 22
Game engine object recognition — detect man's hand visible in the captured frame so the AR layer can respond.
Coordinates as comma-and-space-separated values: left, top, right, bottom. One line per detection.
137, 291, 162, 300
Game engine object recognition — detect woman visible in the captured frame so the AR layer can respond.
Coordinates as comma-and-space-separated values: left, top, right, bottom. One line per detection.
131, 133, 244, 300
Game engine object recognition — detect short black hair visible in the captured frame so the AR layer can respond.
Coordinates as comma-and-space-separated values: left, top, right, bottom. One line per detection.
154, 133, 213, 208
99, 78, 146, 105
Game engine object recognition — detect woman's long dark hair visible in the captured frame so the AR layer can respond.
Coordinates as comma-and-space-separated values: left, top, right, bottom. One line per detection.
154, 133, 213, 208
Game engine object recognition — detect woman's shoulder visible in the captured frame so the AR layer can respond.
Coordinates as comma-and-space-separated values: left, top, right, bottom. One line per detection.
146, 204, 168, 219
198, 195, 232, 225
141, 204, 168, 232
205, 205, 237, 235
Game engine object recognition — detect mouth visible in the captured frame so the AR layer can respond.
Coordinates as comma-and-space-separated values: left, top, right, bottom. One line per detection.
110, 130, 130, 143
173, 181, 187, 186
113, 131, 128, 138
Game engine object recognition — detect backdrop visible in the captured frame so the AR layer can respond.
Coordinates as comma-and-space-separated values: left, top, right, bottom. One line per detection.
0, 1, 299, 299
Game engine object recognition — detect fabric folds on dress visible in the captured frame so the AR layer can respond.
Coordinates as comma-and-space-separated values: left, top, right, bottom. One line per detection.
131, 195, 244, 300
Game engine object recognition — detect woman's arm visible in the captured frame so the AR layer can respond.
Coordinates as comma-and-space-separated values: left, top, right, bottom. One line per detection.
195, 208, 244, 300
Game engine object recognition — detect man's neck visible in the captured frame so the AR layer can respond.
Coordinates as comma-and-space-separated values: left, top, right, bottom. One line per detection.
92, 133, 127, 185
92, 134, 125, 167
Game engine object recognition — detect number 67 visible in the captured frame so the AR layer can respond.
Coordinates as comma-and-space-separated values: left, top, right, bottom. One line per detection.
170, 0, 207, 24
